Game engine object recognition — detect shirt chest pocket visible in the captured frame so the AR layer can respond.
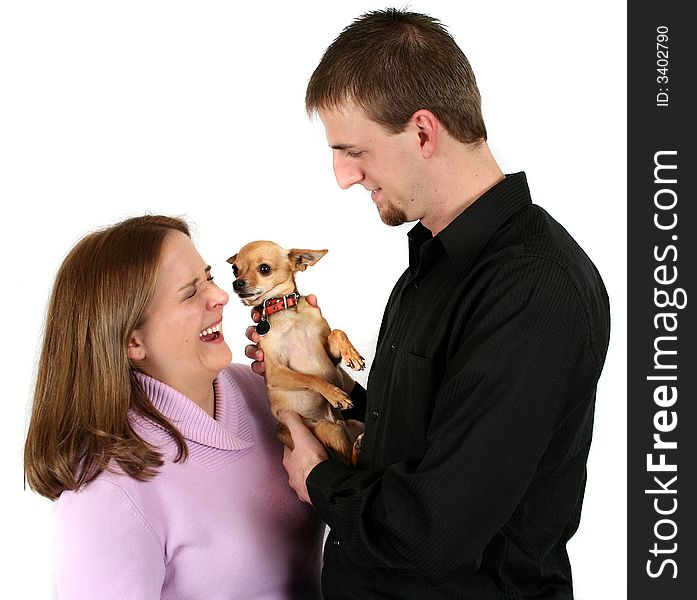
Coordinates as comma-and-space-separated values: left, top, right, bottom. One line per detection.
386, 351, 436, 461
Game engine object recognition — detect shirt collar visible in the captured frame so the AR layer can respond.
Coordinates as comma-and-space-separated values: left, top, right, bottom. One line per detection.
132, 370, 254, 451
408, 172, 532, 277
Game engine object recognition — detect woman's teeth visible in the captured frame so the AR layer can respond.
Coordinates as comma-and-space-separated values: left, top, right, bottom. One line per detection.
199, 321, 222, 339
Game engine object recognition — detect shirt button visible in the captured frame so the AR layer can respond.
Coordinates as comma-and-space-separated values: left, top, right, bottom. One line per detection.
390, 341, 397, 351
333, 539, 340, 547
372, 409, 380, 418
412, 280, 419, 289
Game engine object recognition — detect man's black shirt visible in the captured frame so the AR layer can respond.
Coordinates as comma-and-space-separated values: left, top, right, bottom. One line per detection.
308, 172, 611, 599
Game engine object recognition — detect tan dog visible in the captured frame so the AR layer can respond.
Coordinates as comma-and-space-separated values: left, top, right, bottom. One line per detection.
227, 241, 365, 464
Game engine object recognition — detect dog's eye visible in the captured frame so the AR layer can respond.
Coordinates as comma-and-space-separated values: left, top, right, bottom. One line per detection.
232, 265, 239, 277
259, 264, 271, 275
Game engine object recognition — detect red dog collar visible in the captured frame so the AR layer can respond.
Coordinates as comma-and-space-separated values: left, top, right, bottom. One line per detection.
262, 293, 300, 316
255, 293, 300, 336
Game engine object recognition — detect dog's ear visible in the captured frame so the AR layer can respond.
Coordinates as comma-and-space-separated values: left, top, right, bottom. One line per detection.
226, 254, 237, 265
288, 249, 328, 272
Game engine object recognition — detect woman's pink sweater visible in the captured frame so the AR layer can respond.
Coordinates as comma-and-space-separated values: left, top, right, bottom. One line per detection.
55, 364, 324, 599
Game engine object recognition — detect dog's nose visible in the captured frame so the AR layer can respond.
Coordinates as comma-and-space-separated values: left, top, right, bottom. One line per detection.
233, 279, 246, 292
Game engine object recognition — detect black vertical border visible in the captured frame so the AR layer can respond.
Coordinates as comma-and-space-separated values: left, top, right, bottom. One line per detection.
628, 2, 696, 599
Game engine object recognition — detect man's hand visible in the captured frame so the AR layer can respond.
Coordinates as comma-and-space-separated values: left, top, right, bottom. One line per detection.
345, 419, 365, 444
244, 325, 265, 375
277, 410, 328, 505
244, 294, 320, 376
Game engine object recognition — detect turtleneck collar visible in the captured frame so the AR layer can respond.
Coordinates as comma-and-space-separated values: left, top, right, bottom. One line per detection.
133, 370, 254, 452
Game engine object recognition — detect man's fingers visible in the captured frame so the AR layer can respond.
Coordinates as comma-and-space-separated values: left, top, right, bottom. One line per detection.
277, 411, 316, 444
277, 410, 304, 432
282, 446, 293, 470
244, 326, 265, 375
250, 307, 262, 323
244, 330, 265, 376
245, 325, 260, 344
244, 342, 263, 361
305, 294, 319, 308
346, 419, 365, 442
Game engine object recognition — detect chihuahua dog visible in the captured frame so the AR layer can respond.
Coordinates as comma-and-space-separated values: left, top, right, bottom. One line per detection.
227, 240, 364, 464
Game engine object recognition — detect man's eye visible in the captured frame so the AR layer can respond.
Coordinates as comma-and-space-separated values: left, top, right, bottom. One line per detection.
346, 151, 362, 158
259, 264, 271, 275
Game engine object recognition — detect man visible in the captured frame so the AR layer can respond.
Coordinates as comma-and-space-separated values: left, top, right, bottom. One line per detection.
248, 9, 610, 599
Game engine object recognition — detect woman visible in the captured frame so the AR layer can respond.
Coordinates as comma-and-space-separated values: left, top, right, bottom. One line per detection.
24, 215, 324, 599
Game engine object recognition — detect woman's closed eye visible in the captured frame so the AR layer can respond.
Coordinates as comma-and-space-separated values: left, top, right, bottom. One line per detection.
185, 272, 215, 299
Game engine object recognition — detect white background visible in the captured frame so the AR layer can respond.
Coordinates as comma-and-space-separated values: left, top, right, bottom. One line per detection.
0, 1, 626, 598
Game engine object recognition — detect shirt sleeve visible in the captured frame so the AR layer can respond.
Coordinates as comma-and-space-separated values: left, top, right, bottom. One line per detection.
55, 479, 165, 599
307, 257, 603, 578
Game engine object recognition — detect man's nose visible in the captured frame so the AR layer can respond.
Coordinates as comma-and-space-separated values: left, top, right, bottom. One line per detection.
333, 154, 364, 190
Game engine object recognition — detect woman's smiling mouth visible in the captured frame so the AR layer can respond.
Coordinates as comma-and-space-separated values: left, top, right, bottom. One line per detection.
199, 320, 223, 342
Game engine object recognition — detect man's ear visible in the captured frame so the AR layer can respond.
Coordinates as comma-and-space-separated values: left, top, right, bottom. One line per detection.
127, 330, 146, 362
411, 109, 439, 159
287, 249, 328, 272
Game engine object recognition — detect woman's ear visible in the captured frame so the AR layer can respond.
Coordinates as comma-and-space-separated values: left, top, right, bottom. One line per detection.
411, 109, 439, 159
127, 331, 146, 362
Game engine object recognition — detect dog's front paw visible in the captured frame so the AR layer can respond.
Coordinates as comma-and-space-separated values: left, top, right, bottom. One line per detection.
342, 348, 366, 371
326, 386, 354, 410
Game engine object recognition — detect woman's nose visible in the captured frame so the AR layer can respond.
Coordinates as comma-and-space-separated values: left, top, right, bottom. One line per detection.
207, 283, 229, 308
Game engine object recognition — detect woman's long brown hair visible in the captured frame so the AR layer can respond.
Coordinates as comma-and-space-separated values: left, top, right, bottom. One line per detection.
24, 215, 191, 500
